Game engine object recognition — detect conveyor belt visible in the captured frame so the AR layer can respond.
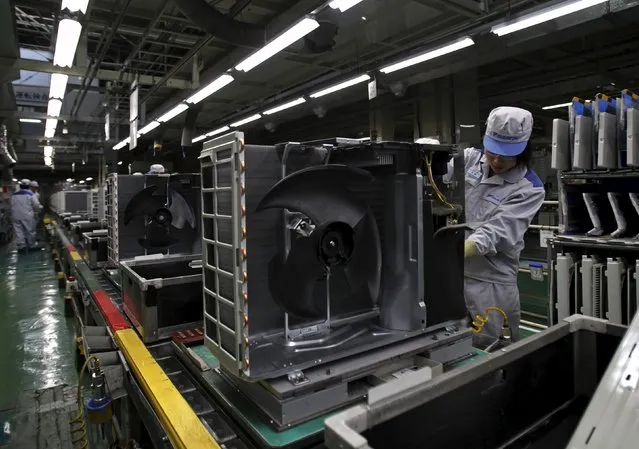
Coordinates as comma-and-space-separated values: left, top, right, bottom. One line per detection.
147, 342, 255, 449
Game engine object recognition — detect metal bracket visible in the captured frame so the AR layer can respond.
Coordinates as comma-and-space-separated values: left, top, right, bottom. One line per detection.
287, 370, 310, 386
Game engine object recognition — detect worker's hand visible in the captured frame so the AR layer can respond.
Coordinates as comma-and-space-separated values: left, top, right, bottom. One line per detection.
464, 239, 479, 259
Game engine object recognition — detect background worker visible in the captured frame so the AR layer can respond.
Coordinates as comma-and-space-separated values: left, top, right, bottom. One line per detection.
11, 179, 40, 251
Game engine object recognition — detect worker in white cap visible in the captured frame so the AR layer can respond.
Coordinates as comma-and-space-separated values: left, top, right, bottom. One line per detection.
11, 179, 40, 250
445, 107, 545, 340
147, 164, 165, 174
29, 180, 41, 202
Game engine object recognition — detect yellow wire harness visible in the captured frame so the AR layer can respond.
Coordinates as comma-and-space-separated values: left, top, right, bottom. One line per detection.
470, 307, 509, 335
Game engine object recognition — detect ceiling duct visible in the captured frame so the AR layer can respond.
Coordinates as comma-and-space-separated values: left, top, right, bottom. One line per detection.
181, 105, 201, 147
174, 0, 337, 52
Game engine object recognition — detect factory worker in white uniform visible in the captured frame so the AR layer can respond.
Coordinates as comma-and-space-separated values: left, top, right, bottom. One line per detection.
448, 107, 545, 340
11, 179, 40, 250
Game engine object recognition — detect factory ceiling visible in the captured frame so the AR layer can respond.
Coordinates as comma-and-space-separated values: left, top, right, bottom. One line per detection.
1, 0, 639, 176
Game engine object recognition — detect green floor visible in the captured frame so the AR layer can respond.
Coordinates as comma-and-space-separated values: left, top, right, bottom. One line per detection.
0, 247, 78, 413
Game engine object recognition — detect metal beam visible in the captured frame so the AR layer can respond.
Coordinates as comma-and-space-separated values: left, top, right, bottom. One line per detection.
19, 134, 106, 144
0, 110, 114, 124
0, 58, 192, 89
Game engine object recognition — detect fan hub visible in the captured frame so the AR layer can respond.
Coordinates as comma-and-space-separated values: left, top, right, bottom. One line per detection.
318, 222, 354, 267
154, 208, 172, 225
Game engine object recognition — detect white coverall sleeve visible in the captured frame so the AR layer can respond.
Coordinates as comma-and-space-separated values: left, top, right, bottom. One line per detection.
467, 187, 545, 258
443, 147, 475, 183
30, 194, 42, 212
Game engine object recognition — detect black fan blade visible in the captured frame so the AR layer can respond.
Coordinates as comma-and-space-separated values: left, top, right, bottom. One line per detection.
168, 189, 196, 229
138, 226, 179, 249
124, 185, 164, 225
256, 165, 373, 228
269, 233, 326, 318
343, 212, 382, 305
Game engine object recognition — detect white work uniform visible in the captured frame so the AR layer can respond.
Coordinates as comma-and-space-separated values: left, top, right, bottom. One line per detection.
448, 147, 545, 339
11, 187, 39, 249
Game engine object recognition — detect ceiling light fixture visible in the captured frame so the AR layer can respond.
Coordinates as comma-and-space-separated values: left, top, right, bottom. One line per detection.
66, 178, 73, 182
329, 0, 366, 12
49, 73, 68, 99
491, 0, 608, 36
542, 102, 573, 110
44, 128, 55, 138
113, 137, 130, 150
380, 37, 475, 74
230, 114, 262, 128
192, 134, 207, 143
61, 0, 89, 14
45, 118, 58, 130
53, 19, 82, 67
86, 177, 93, 181
44, 146, 54, 157
44, 156, 53, 166
19, 118, 41, 123
235, 18, 320, 72
186, 74, 234, 104
137, 120, 160, 135
47, 98, 63, 117
263, 97, 306, 115
156, 104, 188, 123
79, 180, 85, 184
117, 161, 123, 165
310, 74, 371, 98
206, 126, 230, 137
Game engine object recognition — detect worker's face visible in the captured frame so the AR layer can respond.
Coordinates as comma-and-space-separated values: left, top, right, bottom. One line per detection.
485, 150, 517, 174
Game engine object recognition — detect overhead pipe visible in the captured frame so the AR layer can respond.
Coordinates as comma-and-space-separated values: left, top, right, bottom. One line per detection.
0, 124, 17, 167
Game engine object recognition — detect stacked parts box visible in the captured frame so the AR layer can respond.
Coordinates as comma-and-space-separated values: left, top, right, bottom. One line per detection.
106, 173, 201, 266
120, 254, 203, 343
83, 230, 108, 269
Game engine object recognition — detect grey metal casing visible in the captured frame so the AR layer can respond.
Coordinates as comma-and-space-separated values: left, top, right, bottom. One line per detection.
551, 118, 571, 170
573, 115, 593, 169
200, 133, 466, 381
627, 107, 639, 166
597, 112, 617, 169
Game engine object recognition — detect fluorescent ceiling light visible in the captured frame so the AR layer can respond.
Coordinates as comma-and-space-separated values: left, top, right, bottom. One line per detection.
86, 177, 93, 181
117, 161, 123, 165
230, 114, 261, 128
44, 156, 53, 166
263, 97, 306, 115
45, 118, 58, 129
47, 99, 63, 117
113, 137, 130, 150
329, 0, 365, 12
235, 18, 320, 72
491, 0, 608, 36
138, 120, 160, 135
380, 37, 475, 74
61, 0, 89, 14
49, 73, 68, 99
192, 134, 207, 143
53, 19, 82, 68
19, 118, 41, 123
186, 74, 234, 104
542, 102, 572, 110
66, 178, 73, 182
206, 126, 230, 137
44, 146, 54, 157
44, 128, 55, 138
310, 74, 370, 98
157, 104, 188, 123
79, 180, 85, 184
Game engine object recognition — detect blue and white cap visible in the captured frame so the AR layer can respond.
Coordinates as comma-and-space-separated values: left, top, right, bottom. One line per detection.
483, 106, 533, 157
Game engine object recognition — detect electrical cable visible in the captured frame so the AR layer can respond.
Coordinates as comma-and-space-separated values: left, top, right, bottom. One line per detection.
70, 355, 99, 449
423, 154, 458, 218
470, 306, 509, 335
